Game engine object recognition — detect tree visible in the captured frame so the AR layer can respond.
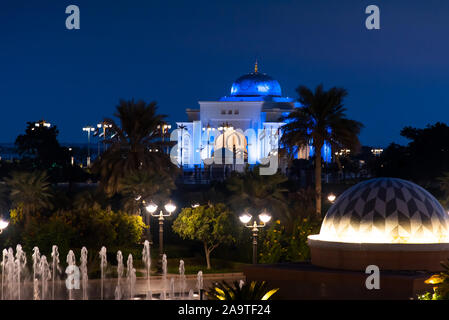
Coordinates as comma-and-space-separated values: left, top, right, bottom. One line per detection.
372, 123, 449, 191
15, 121, 71, 172
224, 166, 288, 220
120, 170, 175, 214
5, 171, 53, 226
92, 99, 178, 195
172, 203, 236, 269
281, 84, 363, 215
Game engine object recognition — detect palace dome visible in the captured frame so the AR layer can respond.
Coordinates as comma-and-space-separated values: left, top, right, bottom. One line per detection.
315, 178, 449, 244
230, 62, 282, 97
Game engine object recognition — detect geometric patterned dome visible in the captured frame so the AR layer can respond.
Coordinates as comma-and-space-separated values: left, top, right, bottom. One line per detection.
318, 178, 449, 244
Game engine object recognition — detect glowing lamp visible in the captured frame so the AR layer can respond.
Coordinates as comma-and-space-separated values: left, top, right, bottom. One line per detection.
164, 201, 176, 213
0, 219, 9, 232
258, 212, 272, 224
327, 193, 336, 203
145, 201, 158, 214
239, 213, 252, 224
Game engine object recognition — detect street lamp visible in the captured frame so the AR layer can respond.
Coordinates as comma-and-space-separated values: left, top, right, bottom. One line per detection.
327, 193, 337, 203
239, 210, 271, 264
0, 219, 9, 234
145, 200, 177, 270
97, 121, 112, 156
82, 126, 95, 167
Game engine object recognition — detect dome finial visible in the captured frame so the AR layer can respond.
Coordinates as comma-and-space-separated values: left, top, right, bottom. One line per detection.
254, 59, 258, 73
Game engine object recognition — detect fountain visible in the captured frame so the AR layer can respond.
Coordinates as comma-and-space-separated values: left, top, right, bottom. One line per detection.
126, 254, 135, 299
99, 246, 107, 300
115, 251, 123, 300
142, 240, 151, 296
15, 244, 26, 300
170, 277, 175, 300
0, 244, 209, 300
162, 254, 167, 298
51, 245, 60, 300
5, 248, 15, 299
1, 249, 7, 300
66, 250, 76, 300
39, 256, 51, 300
32, 247, 40, 300
80, 247, 88, 300
179, 260, 186, 299
197, 271, 204, 300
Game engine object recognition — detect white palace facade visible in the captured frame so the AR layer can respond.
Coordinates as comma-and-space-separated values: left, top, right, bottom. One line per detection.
174, 62, 332, 173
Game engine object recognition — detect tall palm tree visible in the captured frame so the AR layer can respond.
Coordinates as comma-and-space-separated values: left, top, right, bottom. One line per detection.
4, 171, 53, 225
281, 84, 363, 216
93, 99, 178, 195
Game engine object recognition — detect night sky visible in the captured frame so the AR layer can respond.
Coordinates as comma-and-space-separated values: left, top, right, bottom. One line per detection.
1, 0, 449, 147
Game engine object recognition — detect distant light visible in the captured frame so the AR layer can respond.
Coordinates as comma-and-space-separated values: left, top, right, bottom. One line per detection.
192, 203, 200, 208
327, 193, 336, 203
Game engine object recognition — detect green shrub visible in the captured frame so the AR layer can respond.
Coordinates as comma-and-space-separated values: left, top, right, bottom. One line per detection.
259, 216, 321, 263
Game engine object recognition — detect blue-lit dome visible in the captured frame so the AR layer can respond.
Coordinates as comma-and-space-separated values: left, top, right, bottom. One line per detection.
230, 65, 282, 97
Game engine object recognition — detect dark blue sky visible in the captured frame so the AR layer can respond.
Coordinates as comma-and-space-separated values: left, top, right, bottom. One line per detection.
1, 0, 449, 146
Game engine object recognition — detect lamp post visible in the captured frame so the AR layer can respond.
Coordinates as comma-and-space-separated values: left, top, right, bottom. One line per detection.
97, 122, 112, 156
239, 210, 271, 264
82, 126, 95, 167
145, 200, 177, 271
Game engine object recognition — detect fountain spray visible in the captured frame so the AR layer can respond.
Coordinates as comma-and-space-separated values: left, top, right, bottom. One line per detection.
39, 255, 51, 300
80, 247, 88, 300
15, 244, 26, 300
142, 240, 151, 295
1, 249, 7, 300
126, 254, 135, 299
197, 271, 204, 300
32, 247, 41, 300
170, 277, 175, 300
99, 246, 107, 300
162, 254, 167, 298
115, 251, 123, 300
51, 245, 59, 300
66, 250, 76, 300
179, 260, 186, 299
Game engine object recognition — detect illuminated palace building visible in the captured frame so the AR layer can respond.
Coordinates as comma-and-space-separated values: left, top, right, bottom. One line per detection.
175, 62, 332, 179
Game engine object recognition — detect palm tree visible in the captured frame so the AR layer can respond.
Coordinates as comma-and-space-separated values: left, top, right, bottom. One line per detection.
224, 166, 288, 219
93, 99, 178, 195
4, 171, 53, 225
206, 280, 279, 300
120, 170, 175, 214
281, 84, 363, 216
